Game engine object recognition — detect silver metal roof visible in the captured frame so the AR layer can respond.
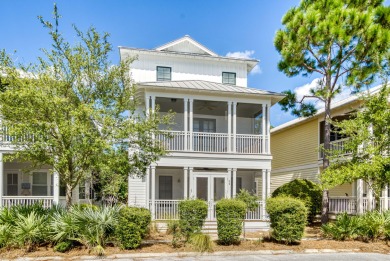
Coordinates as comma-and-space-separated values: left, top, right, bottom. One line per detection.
137, 80, 283, 97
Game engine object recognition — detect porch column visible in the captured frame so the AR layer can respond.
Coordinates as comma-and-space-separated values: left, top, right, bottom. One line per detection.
151, 96, 156, 141
145, 95, 150, 116
262, 169, 266, 200
232, 168, 237, 198
183, 167, 188, 199
184, 98, 188, 151
151, 165, 156, 219
145, 167, 150, 208
227, 101, 232, 153
189, 167, 194, 198
232, 101, 237, 153
226, 168, 232, 199
53, 169, 60, 205
383, 185, 389, 211
356, 179, 363, 214
367, 184, 373, 211
266, 169, 271, 198
262, 104, 266, 154
266, 103, 271, 154
0, 153, 3, 207
189, 99, 194, 151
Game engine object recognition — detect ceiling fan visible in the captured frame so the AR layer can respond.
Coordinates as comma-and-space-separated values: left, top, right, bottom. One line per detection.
196, 101, 218, 111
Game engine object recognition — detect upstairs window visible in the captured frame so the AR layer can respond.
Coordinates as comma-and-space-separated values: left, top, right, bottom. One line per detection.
222, 72, 236, 85
157, 66, 171, 81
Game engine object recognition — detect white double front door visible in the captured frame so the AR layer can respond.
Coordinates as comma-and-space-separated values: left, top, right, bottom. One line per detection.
193, 173, 228, 202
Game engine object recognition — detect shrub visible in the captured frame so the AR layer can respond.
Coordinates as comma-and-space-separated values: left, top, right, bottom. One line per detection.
216, 199, 246, 245
266, 196, 307, 244
322, 212, 359, 241
13, 211, 48, 251
189, 233, 213, 252
272, 179, 321, 223
179, 199, 208, 241
54, 241, 73, 253
166, 220, 182, 248
115, 206, 151, 250
115, 222, 141, 249
117, 207, 151, 239
356, 211, 386, 242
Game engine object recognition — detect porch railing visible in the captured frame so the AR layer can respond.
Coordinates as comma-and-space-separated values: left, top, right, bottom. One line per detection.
319, 138, 350, 159
2, 196, 54, 208
329, 196, 357, 214
157, 130, 267, 154
151, 200, 268, 221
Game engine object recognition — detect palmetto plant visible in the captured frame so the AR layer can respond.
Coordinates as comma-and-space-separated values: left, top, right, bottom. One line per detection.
13, 211, 47, 251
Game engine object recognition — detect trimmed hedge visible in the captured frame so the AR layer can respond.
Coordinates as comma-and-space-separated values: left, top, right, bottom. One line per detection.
271, 179, 321, 222
115, 206, 151, 249
266, 196, 307, 244
216, 199, 246, 245
179, 199, 208, 240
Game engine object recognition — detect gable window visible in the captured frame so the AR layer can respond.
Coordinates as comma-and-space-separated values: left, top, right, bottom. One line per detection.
157, 66, 171, 81
159, 176, 173, 199
222, 72, 236, 85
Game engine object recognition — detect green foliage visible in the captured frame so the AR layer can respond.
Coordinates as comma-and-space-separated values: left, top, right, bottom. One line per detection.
115, 222, 141, 250
179, 199, 208, 241
53, 241, 73, 253
166, 220, 182, 248
13, 211, 48, 251
114, 206, 151, 250
323, 211, 390, 242
272, 179, 322, 223
266, 196, 307, 244
189, 233, 213, 252
236, 189, 259, 211
321, 85, 390, 200
322, 212, 359, 241
216, 199, 246, 245
0, 4, 172, 206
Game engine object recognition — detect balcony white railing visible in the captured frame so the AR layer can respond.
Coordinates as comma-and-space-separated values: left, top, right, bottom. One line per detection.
151, 200, 267, 221
319, 138, 350, 159
157, 130, 267, 154
2, 196, 54, 208
329, 196, 357, 214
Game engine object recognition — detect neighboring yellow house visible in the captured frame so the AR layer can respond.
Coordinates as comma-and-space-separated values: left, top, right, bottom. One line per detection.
270, 85, 387, 214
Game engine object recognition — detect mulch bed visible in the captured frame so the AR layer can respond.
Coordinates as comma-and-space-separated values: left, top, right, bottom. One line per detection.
1, 226, 390, 259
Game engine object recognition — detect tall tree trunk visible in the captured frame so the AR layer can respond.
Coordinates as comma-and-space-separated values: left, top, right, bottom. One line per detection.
66, 183, 73, 208
321, 94, 332, 224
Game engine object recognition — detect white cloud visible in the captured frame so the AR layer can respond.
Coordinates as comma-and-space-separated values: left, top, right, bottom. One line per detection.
226, 50, 261, 74
294, 77, 353, 109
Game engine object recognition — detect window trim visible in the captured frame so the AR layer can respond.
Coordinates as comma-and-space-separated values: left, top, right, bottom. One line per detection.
156, 66, 172, 81
222, 72, 236, 85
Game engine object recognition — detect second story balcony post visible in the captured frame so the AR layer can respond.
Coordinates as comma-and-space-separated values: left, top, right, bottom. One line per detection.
189, 98, 194, 151
184, 98, 189, 151
227, 101, 232, 152
266, 102, 271, 154
233, 102, 237, 153
262, 103, 266, 154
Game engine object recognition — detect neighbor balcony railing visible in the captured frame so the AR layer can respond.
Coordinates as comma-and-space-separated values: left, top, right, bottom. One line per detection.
319, 138, 350, 159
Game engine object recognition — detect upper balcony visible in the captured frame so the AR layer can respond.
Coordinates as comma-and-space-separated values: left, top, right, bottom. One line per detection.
148, 95, 271, 155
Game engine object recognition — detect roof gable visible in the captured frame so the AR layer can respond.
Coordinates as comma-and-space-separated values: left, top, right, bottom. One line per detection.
155, 35, 218, 56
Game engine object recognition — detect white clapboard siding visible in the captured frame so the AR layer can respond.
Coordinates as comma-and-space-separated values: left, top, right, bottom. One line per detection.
269, 167, 320, 194
128, 176, 147, 207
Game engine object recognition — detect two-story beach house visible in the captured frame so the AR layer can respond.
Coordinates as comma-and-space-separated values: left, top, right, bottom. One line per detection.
270, 85, 390, 216
119, 36, 284, 221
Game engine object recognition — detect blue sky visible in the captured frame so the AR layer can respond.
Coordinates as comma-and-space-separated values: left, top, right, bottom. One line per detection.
1, 0, 378, 126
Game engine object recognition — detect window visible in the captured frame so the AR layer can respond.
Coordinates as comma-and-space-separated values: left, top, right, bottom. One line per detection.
7, 173, 18, 196
193, 118, 216, 133
236, 177, 242, 193
222, 72, 236, 85
50, 175, 66, 196
157, 66, 171, 81
159, 176, 173, 199
32, 172, 48, 196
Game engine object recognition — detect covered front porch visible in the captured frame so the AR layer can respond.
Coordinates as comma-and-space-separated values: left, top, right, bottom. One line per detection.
134, 166, 271, 221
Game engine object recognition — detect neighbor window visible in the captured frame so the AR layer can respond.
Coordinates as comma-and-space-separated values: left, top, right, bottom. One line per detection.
32, 172, 47, 196
222, 72, 236, 85
157, 66, 172, 81
7, 173, 18, 196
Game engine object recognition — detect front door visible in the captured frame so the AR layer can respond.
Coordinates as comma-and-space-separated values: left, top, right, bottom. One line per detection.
195, 174, 226, 220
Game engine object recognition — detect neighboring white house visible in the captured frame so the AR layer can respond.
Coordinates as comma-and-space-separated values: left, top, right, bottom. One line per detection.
119, 35, 284, 221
